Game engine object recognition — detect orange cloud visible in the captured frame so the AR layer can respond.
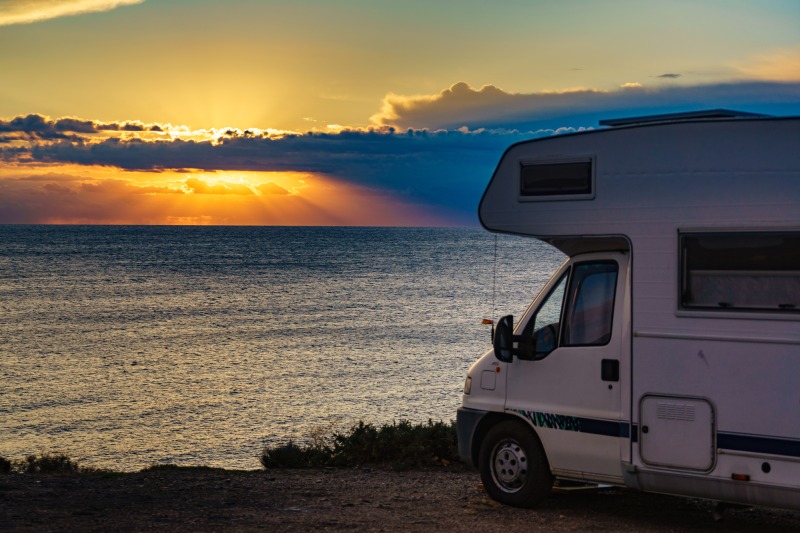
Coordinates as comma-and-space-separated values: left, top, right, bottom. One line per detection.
257, 182, 291, 195
0, 166, 447, 226
184, 177, 255, 195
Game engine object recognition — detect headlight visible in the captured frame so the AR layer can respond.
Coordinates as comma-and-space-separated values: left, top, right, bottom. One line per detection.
463, 376, 472, 395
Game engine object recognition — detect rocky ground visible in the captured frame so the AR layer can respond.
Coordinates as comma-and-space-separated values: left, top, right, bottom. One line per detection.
2, 467, 799, 532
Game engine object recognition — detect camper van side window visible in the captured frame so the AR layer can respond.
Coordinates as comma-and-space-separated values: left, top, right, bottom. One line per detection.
680, 232, 800, 313
519, 160, 593, 198
562, 262, 618, 346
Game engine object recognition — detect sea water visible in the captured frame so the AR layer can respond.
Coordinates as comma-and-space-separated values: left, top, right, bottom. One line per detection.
0, 226, 564, 471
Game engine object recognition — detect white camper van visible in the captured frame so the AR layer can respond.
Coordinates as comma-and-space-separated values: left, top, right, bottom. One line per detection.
457, 110, 800, 510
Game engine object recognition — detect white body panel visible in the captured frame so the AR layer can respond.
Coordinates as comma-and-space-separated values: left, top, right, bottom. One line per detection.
468, 116, 800, 509
504, 252, 629, 483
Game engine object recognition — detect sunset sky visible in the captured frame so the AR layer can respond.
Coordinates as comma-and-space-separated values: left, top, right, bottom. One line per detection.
1, 0, 799, 226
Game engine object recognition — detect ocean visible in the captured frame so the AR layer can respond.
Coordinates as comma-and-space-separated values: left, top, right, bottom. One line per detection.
0, 226, 564, 471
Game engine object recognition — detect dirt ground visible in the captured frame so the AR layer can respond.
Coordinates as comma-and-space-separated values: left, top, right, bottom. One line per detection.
2, 467, 799, 532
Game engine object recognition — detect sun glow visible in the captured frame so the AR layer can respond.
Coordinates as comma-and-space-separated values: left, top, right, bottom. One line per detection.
180, 172, 294, 196
0, 165, 444, 226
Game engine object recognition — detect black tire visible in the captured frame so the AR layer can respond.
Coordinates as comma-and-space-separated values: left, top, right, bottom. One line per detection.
478, 420, 553, 507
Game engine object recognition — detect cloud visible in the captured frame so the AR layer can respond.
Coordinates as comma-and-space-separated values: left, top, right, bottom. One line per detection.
0, 113, 169, 141
6, 126, 527, 190
2, 79, 799, 225
0, 173, 181, 224
0, 0, 144, 26
257, 182, 291, 195
42, 182, 75, 194
369, 82, 583, 131
656, 73, 682, 79
184, 177, 255, 195
0, 170, 448, 225
370, 80, 800, 131
0, 113, 78, 140
55, 117, 97, 133
1, 125, 527, 225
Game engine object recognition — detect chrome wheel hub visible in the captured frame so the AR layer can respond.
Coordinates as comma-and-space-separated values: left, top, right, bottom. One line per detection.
491, 439, 528, 492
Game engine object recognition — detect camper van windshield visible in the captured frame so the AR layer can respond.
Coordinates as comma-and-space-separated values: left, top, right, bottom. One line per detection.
680, 232, 800, 313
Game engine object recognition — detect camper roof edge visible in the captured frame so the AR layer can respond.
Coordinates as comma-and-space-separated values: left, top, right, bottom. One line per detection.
598, 108, 771, 127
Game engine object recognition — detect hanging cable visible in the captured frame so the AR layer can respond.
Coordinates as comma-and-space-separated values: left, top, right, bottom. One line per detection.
482, 233, 499, 340
490, 233, 498, 339
492, 233, 498, 319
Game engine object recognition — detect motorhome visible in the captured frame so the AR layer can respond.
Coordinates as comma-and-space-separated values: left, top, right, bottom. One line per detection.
457, 110, 800, 510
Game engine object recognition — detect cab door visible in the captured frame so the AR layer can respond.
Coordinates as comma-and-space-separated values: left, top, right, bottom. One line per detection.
505, 252, 628, 482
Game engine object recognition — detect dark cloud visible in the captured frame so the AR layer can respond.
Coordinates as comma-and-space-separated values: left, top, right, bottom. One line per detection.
656, 73, 682, 79
55, 117, 96, 133
0, 114, 168, 138
0, 113, 50, 132
0, 113, 80, 140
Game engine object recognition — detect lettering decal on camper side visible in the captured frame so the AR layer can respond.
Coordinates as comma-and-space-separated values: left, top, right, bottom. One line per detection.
516, 409, 581, 432
514, 409, 630, 439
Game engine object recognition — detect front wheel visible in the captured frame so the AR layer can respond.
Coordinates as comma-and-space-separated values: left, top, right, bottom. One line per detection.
479, 420, 553, 507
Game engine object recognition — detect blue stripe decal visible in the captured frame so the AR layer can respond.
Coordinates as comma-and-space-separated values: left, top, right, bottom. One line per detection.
515, 409, 629, 439
513, 412, 800, 460
718, 432, 800, 458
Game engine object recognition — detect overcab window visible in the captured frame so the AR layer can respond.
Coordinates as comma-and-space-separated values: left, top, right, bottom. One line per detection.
519, 159, 593, 200
680, 232, 800, 313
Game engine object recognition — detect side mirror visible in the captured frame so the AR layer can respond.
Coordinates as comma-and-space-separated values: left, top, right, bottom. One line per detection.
493, 315, 515, 362
493, 315, 536, 362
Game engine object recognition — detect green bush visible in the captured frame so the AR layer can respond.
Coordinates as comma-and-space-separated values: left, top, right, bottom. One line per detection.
17, 453, 80, 474
261, 419, 460, 470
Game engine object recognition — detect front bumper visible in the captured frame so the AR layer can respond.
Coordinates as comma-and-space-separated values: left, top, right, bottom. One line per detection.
456, 406, 489, 467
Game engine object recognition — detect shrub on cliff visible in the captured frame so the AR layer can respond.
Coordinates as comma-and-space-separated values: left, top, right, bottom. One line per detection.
261, 419, 459, 470
18, 453, 81, 474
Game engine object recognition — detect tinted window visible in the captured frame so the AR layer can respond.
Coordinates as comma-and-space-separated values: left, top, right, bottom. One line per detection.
562, 262, 618, 346
520, 161, 592, 197
681, 233, 800, 312
531, 271, 568, 337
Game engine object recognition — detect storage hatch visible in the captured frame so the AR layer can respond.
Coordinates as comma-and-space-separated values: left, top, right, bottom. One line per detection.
639, 395, 715, 471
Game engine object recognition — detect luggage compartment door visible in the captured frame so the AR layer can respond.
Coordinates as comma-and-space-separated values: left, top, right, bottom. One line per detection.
639, 395, 715, 471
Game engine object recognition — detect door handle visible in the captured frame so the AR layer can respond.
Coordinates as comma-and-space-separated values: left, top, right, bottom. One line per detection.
601, 359, 619, 382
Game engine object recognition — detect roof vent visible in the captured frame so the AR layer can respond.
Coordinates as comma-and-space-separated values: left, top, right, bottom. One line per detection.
599, 109, 771, 127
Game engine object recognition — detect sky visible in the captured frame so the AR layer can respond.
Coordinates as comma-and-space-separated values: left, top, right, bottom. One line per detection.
1, 0, 799, 226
